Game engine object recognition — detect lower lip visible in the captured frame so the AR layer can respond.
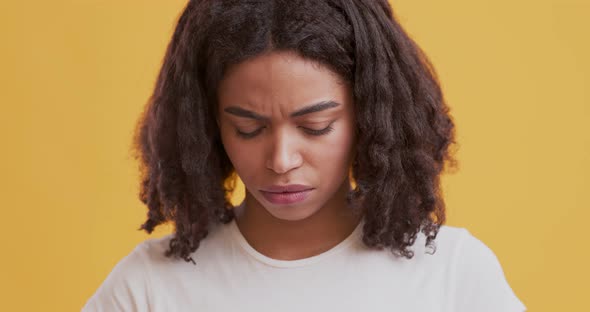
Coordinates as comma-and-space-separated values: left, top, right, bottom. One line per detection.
260, 189, 313, 205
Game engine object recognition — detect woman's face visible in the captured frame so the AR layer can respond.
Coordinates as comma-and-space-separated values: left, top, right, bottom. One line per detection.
217, 51, 356, 221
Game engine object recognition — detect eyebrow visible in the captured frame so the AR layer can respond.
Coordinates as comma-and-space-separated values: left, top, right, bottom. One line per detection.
223, 100, 341, 121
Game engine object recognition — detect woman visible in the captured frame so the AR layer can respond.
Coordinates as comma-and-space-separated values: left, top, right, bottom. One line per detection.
84, 0, 526, 311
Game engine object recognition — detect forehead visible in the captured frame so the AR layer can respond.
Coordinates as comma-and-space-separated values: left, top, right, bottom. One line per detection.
217, 51, 350, 114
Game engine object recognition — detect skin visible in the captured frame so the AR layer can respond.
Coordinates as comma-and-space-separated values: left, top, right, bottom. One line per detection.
217, 50, 361, 261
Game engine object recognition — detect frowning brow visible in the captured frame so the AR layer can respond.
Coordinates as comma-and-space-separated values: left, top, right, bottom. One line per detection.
223, 100, 340, 121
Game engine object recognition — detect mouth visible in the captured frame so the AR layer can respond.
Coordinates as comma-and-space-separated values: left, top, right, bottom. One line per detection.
260, 189, 314, 205
263, 190, 310, 194
261, 184, 314, 193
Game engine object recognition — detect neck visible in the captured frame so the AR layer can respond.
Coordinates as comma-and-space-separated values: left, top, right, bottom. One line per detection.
234, 183, 362, 261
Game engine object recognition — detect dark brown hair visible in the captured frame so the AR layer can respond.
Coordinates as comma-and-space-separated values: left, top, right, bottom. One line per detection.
132, 0, 458, 264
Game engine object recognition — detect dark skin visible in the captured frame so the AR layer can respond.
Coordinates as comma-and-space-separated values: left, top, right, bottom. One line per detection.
217, 51, 361, 260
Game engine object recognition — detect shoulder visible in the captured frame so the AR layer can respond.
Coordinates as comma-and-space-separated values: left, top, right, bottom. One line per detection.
402, 224, 469, 263
434, 225, 527, 312
122, 221, 231, 267
83, 223, 233, 311
428, 224, 470, 253
82, 238, 161, 311
82, 234, 185, 312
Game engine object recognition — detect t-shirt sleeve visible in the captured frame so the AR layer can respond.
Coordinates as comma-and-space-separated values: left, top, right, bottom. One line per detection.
82, 243, 152, 312
453, 229, 527, 312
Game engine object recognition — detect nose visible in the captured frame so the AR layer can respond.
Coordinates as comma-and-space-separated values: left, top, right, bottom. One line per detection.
265, 128, 303, 174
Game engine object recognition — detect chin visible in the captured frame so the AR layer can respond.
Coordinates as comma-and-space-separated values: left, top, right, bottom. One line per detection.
262, 200, 321, 222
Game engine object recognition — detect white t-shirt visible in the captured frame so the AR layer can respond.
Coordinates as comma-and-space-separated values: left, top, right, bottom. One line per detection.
83, 219, 526, 312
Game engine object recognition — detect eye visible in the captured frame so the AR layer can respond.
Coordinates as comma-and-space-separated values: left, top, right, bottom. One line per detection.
235, 127, 264, 139
235, 122, 335, 139
301, 123, 335, 136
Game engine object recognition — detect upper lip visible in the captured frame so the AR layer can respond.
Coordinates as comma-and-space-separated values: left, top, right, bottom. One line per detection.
261, 184, 313, 193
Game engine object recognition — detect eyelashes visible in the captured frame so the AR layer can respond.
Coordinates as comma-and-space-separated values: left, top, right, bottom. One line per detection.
235, 123, 335, 139
235, 128, 263, 139
302, 124, 334, 136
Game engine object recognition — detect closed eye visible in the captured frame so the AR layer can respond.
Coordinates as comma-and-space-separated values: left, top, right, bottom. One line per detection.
235, 123, 335, 139
301, 124, 334, 136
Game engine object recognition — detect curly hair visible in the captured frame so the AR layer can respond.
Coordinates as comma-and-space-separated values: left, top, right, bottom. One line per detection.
131, 0, 458, 265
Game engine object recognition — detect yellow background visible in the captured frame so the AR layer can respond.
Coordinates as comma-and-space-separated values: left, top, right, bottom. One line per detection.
1, 0, 588, 310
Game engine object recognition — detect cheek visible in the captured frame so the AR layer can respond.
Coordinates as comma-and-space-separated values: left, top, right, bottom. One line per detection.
312, 130, 355, 175
220, 127, 259, 180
